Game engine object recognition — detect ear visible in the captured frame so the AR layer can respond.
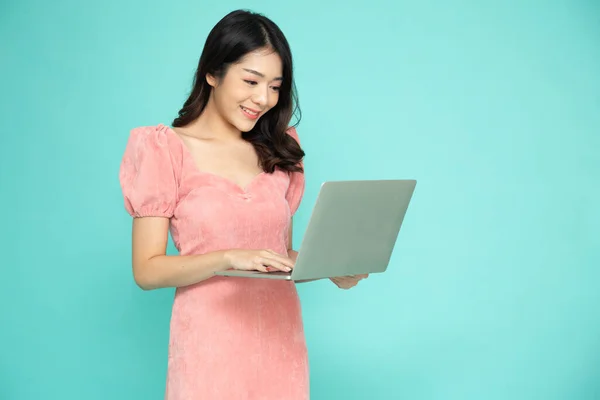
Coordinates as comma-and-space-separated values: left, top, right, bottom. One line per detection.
206, 73, 218, 88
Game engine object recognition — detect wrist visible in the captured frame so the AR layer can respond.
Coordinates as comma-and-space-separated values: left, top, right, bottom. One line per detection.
220, 249, 235, 270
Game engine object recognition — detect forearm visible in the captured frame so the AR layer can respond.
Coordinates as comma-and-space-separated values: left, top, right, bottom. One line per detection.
134, 251, 230, 290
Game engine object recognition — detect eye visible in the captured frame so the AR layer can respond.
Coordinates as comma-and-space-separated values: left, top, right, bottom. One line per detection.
271, 86, 281, 92
244, 80, 257, 86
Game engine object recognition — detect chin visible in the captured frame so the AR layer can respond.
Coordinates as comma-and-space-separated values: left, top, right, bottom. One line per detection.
233, 118, 260, 133
236, 124, 256, 133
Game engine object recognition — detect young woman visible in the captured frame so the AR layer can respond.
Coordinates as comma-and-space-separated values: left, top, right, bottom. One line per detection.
119, 9, 367, 399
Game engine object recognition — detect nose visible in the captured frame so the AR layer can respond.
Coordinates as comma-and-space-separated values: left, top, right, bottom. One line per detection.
251, 85, 269, 107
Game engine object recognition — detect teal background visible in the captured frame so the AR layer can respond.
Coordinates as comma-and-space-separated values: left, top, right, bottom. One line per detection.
1, 0, 599, 399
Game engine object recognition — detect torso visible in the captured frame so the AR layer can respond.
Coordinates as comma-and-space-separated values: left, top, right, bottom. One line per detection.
121, 124, 309, 398
172, 128, 263, 190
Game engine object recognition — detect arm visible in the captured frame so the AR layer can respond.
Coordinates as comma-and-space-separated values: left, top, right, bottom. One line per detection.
131, 217, 294, 290
131, 217, 230, 290
120, 128, 290, 290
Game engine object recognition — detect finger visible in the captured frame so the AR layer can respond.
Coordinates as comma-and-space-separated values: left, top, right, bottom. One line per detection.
332, 277, 355, 289
253, 255, 290, 271
339, 277, 359, 288
254, 264, 270, 273
333, 276, 351, 282
261, 250, 294, 266
262, 253, 295, 269
265, 249, 283, 256
346, 274, 367, 280
273, 254, 295, 268
259, 258, 292, 272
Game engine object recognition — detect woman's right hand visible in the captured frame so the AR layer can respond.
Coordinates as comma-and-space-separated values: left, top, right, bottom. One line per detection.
224, 249, 294, 273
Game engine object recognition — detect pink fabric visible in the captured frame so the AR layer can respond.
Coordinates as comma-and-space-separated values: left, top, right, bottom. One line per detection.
119, 124, 309, 399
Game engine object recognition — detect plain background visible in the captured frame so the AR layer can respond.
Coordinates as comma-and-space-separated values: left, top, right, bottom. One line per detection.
1, 0, 599, 399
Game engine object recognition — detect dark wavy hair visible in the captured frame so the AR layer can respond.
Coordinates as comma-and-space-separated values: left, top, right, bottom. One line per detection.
172, 9, 304, 174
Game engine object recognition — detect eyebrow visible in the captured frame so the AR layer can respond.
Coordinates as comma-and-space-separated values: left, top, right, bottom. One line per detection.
243, 68, 283, 81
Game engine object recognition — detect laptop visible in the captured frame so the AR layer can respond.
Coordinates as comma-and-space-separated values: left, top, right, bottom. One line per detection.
214, 179, 417, 281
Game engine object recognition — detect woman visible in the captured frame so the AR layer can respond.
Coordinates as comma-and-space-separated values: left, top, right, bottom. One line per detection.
119, 9, 367, 399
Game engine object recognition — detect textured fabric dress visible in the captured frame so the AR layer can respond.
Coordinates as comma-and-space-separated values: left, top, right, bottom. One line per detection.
119, 124, 309, 399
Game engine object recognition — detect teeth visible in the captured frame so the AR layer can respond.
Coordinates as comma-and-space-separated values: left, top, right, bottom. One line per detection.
241, 106, 258, 115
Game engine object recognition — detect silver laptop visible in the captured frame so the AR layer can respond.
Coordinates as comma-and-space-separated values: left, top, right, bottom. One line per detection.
214, 179, 417, 281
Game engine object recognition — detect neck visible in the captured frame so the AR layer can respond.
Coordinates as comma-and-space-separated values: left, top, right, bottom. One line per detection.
184, 94, 242, 141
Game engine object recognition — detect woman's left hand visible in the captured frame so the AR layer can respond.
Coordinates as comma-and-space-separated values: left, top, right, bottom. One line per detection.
329, 274, 369, 289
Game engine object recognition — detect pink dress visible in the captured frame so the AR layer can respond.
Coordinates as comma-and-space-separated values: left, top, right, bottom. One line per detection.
119, 124, 309, 399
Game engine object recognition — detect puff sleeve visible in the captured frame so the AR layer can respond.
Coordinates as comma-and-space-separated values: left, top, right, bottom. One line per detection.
119, 125, 180, 218
285, 126, 306, 216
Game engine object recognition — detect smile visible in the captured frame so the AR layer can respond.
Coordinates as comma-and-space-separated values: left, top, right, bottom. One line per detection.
240, 106, 260, 119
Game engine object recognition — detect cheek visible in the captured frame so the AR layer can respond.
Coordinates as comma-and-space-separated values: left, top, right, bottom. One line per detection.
217, 83, 246, 105
213, 87, 229, 108
230, 83, 247, 96
268, 93, 280, 108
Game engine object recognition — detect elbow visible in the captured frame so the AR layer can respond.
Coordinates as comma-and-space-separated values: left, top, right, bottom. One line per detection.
132, 265, 158, 291
135, 278, 155, 291
133, 273, 154, 291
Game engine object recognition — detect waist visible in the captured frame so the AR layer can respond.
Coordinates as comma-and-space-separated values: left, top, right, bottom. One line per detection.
174, 275, 298, 304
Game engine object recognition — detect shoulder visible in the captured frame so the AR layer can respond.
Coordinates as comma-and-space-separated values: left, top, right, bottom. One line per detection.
122, 123, 184, 165
125, 123, 182, 152
119, 124, 183, 217
119, 123, 185, 188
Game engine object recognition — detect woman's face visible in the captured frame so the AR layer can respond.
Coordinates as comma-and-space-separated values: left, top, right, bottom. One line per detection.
207, 48, 283, 132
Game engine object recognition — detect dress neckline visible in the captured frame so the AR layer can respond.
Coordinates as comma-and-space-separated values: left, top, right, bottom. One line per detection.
159, 123, 266, 194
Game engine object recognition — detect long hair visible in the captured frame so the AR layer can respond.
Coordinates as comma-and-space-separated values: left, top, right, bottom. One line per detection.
172, 9, 304, 173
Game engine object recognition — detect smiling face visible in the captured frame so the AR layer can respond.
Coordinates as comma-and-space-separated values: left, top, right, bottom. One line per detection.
206, 48, 283, 133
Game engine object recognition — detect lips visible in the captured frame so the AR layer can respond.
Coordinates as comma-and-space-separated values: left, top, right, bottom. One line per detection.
240, 105, 260, 120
